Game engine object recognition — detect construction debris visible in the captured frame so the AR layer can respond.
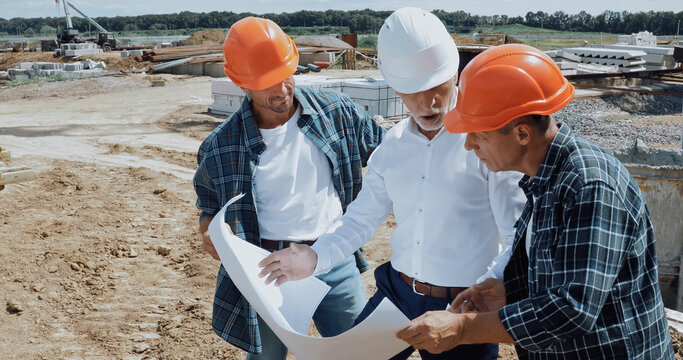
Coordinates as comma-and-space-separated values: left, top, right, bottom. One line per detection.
618, 31, 657, 47
0, 147, 36, 191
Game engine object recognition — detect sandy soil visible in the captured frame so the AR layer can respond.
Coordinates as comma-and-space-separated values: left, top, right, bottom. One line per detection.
1, 74, 679, 360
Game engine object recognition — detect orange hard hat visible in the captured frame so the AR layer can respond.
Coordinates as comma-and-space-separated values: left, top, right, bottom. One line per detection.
444, 44, 574, 134
223, 17, 299, 90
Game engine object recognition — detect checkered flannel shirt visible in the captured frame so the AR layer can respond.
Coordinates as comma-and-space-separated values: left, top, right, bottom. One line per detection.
499, 124, 674, 359
193, 86, 385, 353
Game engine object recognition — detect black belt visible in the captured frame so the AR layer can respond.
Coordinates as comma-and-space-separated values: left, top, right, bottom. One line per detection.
399, 272, 467, 299
260, 239, 316, 251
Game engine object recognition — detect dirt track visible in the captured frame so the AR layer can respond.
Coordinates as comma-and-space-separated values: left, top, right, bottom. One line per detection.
1, 73, 680, 359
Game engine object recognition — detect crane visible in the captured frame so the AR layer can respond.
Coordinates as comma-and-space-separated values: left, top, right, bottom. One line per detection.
65, 1, 119, 51
55, 0, 79, 44
43, 1, 119, 52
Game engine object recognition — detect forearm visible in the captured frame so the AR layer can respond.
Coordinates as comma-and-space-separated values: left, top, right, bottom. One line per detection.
461, 311, 514, 344
199, 215, 214, 234
313, 165, 392, 274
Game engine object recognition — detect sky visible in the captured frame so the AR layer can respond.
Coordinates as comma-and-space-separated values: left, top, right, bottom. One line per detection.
1, 0, 681, 19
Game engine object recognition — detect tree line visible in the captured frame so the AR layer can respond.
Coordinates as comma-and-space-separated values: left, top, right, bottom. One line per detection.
1, 9, 681, 37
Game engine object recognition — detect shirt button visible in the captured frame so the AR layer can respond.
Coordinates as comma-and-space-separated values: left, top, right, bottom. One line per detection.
418, 208, 423, 214
420, 175, 426, 180
427, 143, 432, 147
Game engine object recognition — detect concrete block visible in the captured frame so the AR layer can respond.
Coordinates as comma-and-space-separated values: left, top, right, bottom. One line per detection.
66, 49, 104, 57
17, 62, 35, 70
35, 69, 65, 77
129, 50, 144, 57
60, 42, 98, 51
84, 59, 96, 69
120, 50, 130, 57
9, 74, 29, 81
171, 63, 205, 76
8, 68, 30, 76
204, 62, 227, 78
32, 62, 64, 70
64, 62, 84, 71
299, 52, 335, 66
83, 59, 105, 70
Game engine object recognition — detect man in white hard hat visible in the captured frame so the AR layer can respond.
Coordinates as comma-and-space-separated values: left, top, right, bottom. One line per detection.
258, 7, 526, 359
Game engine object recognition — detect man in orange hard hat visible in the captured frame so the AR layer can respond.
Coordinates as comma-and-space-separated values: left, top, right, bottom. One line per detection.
396, 44, 674, 359
193, 17, 385, 359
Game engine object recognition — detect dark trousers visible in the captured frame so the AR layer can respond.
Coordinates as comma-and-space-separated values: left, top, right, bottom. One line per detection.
355, 262, 499, 360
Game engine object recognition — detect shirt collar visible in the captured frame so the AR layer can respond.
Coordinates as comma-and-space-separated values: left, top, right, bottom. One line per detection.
240, 87, 313, 161
519, 123, 573, 197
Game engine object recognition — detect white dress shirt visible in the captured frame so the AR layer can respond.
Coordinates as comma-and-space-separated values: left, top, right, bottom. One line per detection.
254, 105, 343, 241
312, 117, 526, 286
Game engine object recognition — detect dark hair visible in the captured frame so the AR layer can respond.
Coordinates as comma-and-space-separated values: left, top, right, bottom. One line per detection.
497, 114, 550, 134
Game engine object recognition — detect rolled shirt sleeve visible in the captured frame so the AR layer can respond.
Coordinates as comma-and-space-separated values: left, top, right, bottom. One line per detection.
193, 143, 220, 223
499, 182, 633, 351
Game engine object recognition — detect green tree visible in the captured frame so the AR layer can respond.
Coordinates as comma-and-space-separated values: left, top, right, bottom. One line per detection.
40, 25, 56, 36
123, 23, 138, 32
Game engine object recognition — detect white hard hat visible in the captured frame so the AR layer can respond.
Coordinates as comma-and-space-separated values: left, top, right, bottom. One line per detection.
378, 7, 460, 94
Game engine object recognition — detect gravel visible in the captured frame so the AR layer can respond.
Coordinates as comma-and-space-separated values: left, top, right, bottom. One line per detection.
555, 85, 683, 152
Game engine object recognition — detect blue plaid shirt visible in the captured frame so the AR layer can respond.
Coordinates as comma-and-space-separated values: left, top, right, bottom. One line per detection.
499, 124, 674, 359
193, 86, 385, 353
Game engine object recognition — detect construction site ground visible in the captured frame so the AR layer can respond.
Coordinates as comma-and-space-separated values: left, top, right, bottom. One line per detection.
1, 64, 682, 359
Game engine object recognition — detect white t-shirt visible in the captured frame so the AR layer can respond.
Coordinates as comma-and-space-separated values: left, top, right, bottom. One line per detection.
254, 105, 343, 241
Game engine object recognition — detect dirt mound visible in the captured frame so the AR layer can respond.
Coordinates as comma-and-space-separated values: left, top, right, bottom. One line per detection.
451, 34, 477, 45
505, 34, 525, 44
180, 29, 226, 46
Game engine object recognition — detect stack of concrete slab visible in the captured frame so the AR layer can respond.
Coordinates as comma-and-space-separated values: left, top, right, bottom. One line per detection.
603, 44, 676, 70
564, 47, 647, 72
7, 61, 112, 81
545, 50, 580, 76
210, 75, 407, 119
121, 49, 145, 58
56, 42, 103, 57
575, 63, 620, 74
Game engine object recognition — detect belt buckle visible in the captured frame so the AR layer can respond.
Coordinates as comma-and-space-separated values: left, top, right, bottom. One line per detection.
412, 278, 425, 296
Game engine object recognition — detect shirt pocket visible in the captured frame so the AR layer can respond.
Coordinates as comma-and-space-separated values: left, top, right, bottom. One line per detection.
530, 228, 557, 293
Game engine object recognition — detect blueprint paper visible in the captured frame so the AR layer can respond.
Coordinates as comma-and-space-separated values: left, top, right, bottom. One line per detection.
209, 195, 412, 360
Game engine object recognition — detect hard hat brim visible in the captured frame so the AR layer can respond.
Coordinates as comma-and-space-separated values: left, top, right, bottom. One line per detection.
444, 81, 575, 134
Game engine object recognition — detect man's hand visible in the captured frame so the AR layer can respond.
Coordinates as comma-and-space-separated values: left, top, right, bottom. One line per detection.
258, 243, 317, 286
449, 278, 506, 313
199, 216, 221, 260
396, 311, 464, 354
